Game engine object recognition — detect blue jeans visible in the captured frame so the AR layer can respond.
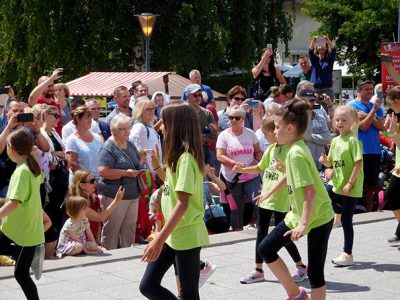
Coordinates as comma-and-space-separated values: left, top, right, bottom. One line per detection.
259, 219, 333, 289
327, 185, 358, 254
140, 244, 201, 300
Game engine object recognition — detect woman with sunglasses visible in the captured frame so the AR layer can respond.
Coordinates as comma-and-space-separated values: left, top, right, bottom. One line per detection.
216, 105, 263, 231
41, 105, 69, 233
69, 169, 124, 243
219, 85, 256, 132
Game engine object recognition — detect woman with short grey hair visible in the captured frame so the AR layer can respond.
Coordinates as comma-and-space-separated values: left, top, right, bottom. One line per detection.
97, 113, 143, 249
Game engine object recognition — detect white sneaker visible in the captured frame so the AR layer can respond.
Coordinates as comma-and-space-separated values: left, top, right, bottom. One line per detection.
240, 270, 265, 284
199, 262, 216, 288
31, 244, 45, 280
332, 252, 354, 266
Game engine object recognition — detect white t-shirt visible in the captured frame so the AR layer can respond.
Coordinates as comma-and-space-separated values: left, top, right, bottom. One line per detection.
255, 128, 270, 153
65, 133, 103, 181
129, 122, 162, 172
216, 127, 259, 182
62, 119, 101, 143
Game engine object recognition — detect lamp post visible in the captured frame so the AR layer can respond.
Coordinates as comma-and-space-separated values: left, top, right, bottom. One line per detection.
135, 13, 158, 72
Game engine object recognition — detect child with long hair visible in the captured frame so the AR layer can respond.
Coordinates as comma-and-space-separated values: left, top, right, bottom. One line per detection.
140, 102, 209, 300
0, 127, 45, 300
56, 196, 103, 257
320, 106, 363, 266
257, 99, 334, 300
234, 115, 307, 284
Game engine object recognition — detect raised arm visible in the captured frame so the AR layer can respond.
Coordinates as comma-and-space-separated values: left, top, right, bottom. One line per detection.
28, 68, 63, 106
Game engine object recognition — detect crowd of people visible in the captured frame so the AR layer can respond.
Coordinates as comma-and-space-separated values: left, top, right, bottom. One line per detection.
0, 35, 399, 300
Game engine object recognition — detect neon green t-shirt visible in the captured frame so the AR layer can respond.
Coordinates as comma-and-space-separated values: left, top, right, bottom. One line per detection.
161, 153, 209, 250
258, 143, 290, 212
328, 133, 364, 197
284, 140, 334, 234
2, 163, 45, 246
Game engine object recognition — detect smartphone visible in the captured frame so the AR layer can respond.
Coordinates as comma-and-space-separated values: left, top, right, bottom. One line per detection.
315, 37, 326, 47
0, 87, 10, 94
377, 91, 383, 100
266, 43, 272, 50
120, 176, 124, 188
247, 99, 259, 109
16, 113, 34, 123
381, 55, 393, 63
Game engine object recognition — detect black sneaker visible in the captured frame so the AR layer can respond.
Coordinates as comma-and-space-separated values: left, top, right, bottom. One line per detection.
388, 235, 400, 243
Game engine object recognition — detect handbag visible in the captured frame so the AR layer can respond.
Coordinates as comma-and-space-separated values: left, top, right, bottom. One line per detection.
204, 184, 229, 234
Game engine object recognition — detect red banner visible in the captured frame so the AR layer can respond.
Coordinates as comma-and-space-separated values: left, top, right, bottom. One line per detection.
381, 42, 400, 93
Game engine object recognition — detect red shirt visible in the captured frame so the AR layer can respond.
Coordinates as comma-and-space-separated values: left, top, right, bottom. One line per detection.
37, 95, 62, 136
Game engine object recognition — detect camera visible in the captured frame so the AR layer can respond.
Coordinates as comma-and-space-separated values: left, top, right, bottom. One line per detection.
0, 87, 10, 94
16, 113, 34, 123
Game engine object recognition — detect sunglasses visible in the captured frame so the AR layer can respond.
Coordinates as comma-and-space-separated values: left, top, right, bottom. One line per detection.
228, 116, 242, 121
192, 93, 203, 98
82, 178, 96, 184
233, 96, 245, 101
49, 113, 60, 119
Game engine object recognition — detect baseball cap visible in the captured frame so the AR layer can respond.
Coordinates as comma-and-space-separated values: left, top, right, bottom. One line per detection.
184, 84, 202, 95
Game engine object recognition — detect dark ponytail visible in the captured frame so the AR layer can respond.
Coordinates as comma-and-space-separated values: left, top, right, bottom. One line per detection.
8, 127, 41, 177
280, 98, 310, 135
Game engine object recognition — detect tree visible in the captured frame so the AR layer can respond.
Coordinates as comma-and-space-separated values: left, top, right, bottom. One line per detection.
302, 0, 398, 78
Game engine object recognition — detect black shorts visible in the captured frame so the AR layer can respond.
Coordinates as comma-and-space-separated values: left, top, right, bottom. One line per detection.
363, 154, 381, 187
385, 175, 400, 211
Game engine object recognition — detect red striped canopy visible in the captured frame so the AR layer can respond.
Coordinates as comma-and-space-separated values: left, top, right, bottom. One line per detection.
66, 72, 170, 97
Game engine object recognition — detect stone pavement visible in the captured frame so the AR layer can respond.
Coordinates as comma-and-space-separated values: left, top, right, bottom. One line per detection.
0, 211, 399, 299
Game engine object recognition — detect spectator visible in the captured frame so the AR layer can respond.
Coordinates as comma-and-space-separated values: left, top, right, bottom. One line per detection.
181, 69, 214, 102
105, 86, 132, 126
0, 86, 14, 133
219, 85, 254, 131
370, 83, 384, 111
309, 35, 336, 100
41, 105, 68, 232
299, 55, 312, 81
54, 83, 72, 126
251, 47, 286, 101
263, 84, 294, 110
130, 83, 149, 110
28, 68, 64, 136
129, 99, 162, 176
98, 113, 143, 249
347, 79, 385, 212
0, 99, 50, 197
86, 98, 111, 140
184, 84, 218, 167
65, 106, 103, 182
129, 80, 143, 110
151, 91, 169, 121
70, 169, 124, 243
216, 105, 262, 230
300, 89, 331, 170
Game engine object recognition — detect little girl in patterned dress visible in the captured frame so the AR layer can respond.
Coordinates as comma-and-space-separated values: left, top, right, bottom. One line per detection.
56, 196, 103, 257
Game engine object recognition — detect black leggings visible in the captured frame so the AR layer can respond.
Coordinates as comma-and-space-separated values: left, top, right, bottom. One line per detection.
0, 231, 39, 300
385, 175, 400, 237
255, 207, 301, 264
327, 185, 357, 254
259, 219, 333, 289
140, 244, 201, 300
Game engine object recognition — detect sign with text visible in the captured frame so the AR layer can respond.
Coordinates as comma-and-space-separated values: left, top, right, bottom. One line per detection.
381, 42, 400, 93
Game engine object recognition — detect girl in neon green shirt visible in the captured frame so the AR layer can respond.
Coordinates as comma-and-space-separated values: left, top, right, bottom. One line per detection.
320, 105, 363, 266
140, 102, 209, 300
257, 99, 334, 300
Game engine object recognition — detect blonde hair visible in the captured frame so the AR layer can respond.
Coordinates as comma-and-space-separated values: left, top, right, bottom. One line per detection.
24, 104, 46, 121
54, 83, 70, 98
66, 196, 87, 219
70, 169, 91, 198
261, 116, 275, 133
334, 105, 359, 135
132, 99, 156, 123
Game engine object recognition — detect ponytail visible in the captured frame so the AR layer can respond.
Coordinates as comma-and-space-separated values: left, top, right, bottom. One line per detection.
27, 153, 42, 177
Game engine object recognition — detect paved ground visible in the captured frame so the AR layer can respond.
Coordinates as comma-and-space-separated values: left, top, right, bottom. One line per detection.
0, 211, 399, 299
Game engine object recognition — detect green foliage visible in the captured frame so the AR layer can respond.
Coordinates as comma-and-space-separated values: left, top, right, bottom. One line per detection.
302, 0, 398, 79
0, 1, 296, 98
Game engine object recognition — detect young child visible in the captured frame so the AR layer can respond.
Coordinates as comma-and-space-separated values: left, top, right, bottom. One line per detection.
0, 127, 45, 299
320, 105, 363, 266
140, 102, 209, 300
56, 196, 103, 257
257, 99, 334, 300
234, 115, 307, 284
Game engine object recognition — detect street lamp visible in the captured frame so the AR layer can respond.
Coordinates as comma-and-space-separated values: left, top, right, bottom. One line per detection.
135, 13, 159, 72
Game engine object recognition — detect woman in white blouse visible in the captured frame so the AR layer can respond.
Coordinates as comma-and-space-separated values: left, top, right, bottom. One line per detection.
129, 99, 162, 175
